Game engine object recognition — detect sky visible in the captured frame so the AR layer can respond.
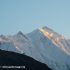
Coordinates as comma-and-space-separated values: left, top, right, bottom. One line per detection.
0, 0, 70, 39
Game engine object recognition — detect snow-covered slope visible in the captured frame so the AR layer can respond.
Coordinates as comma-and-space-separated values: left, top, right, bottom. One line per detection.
0, 27, 70, 70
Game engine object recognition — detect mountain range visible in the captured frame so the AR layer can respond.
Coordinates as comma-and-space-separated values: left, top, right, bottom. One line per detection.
0, 26, 70, 70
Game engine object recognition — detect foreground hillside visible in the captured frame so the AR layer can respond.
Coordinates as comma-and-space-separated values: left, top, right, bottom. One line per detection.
0, 49, 52, 70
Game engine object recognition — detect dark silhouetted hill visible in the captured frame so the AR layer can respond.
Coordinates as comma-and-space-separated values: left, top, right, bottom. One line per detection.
0, 49, 52, 70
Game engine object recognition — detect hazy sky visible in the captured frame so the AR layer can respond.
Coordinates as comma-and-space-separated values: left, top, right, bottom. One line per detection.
0, 0, 70, 38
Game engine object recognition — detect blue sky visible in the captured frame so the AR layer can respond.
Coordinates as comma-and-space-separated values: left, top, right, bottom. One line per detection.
0, 0, 70, 38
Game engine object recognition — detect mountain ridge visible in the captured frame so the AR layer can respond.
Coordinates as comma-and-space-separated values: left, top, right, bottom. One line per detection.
0, 26, 70, 70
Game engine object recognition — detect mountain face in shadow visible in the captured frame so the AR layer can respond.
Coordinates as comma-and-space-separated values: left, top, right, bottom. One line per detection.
0, 49, 52, 70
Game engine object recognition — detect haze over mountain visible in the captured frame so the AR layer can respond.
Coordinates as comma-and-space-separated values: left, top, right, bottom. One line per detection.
0, 26, 70, 70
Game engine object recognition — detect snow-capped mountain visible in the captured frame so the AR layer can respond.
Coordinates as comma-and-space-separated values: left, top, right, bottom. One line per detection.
0, 26, 70, 70
27, 27, 70, 70
39, 26, 70, 55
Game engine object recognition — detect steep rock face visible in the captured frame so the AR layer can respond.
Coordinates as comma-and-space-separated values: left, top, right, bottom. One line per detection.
0, 49, 52, 70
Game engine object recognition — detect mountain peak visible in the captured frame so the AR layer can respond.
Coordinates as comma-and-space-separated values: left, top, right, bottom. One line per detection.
16, 31, 28, 40
17, 31, 24, 36
41, 26, 54, 32
39, 26, 54, 37
16, 31, 26, 39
